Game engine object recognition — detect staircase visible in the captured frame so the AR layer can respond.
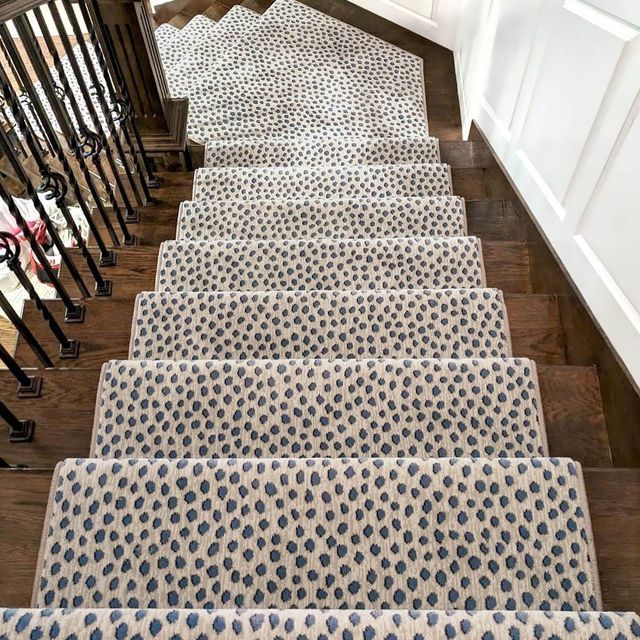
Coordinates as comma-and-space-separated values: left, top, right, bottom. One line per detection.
1, 0, 639, 636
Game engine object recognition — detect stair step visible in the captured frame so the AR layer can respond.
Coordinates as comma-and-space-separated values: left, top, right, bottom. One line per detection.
130, 289, 512, 361
34, 457, 600, 610
176, 196, 467, 241
155, 237, 486, 292
159, 14, 217, 72
204, 137, 441, 167
185, 0, 427, 141
169, 6, 260, 101
192, 164, 452, 201
94, 357, 547, 459
4, 608, 638, 638
154, 23, 179, 47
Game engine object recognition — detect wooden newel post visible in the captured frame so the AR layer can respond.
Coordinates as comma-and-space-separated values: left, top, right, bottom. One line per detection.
89, 0, 189, 170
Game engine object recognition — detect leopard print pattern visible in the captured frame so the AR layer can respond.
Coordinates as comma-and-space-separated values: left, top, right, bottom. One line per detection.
204, 137, 440, 167
93, 357, 547, 459
176, 197, 467, 241
182, 0, 429, 141
33, 457, 599, 611
129, 289, 512, 361
158, 15, 217, 75
155, 237, 486, 292
167, 7, 259, 100
3, 609, 636, 639
192, 165, 452, 201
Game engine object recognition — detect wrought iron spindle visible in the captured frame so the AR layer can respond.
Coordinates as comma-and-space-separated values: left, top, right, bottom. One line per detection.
0, 232, 80, 358
60, 0, 146, 210
85, 0, 160, 188
0, 177, 84, 322
0, 290, 53, 369
0, 23, 122, 253
0, 399, 34, 443
41, 4, 139, 225
77, 0, 155, 204
0, 122, 91, 300
0, 342, 43, 398
0, 67, 112, 297
11, 16, 135, 246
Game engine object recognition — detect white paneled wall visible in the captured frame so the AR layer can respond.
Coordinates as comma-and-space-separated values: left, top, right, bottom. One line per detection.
455, 0, 640, 384
346, 0, 462, 50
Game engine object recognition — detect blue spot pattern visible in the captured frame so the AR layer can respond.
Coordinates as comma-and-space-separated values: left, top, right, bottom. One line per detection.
2, 608, 639, 639
176, 197, 467, 243
129, 289, 511, 361
155, 237, 486, 293
94, 358, 546, 459
34, 457, 598, 611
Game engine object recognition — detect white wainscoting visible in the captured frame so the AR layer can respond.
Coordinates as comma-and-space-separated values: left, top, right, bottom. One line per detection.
346, 0, 463, 50
455, 0, 640, 384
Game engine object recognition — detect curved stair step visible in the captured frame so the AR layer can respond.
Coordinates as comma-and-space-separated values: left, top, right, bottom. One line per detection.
33, 457, 600, 610
176, 196, 467, 241
130, 289, 512, 360
192, 164, 452, 201
93, 357, 547, 459
168, 6, 260, 98
155, 237, 486, 292
204, 137, 441, 167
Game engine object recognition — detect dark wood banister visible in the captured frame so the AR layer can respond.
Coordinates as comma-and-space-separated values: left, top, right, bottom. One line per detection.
0, 0, 189, 169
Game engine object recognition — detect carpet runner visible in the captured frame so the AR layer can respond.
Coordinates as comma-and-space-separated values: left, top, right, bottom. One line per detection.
182, 0, 428, 141
129, 289, 512, 360
9, 0, 634, 629
34, 457, 599, 611
204, 137, 441, 167
155, 237, 486, 292
165, 7, 260, 101
93, 358, 547, 459
176, 197, 468, 241
3, 609, 638, 639
192, 164, 452, 201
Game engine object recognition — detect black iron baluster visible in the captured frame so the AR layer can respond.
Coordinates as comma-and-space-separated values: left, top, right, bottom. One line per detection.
0, 177, 84, 322
0, 95, 28, 159
0, 342, 43, 398
85, 0, 160, 189
76, 0, 155, 204
10, 17, 135, 247
0, 291, 53, 369
0, 122, 91, 301
0, 67, 112, 297
0, 23, 122, 255
0, 232, 80, 358
0, 399, 34, 443
41, 4, 140, 227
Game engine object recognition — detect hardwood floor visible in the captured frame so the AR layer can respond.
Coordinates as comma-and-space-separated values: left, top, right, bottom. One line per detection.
0, 0, 638, 613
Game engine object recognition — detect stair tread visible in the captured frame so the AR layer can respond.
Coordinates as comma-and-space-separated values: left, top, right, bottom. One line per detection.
204, 136, 441, 167
34, 457, 600, 610
130, 289, 512, 361
156, 237, 486, 292
167, 6, 260, 101
176, 196, 467, 241
192, 164, 453, 200
2, 608, 637, 637
94, 357, 547, 459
